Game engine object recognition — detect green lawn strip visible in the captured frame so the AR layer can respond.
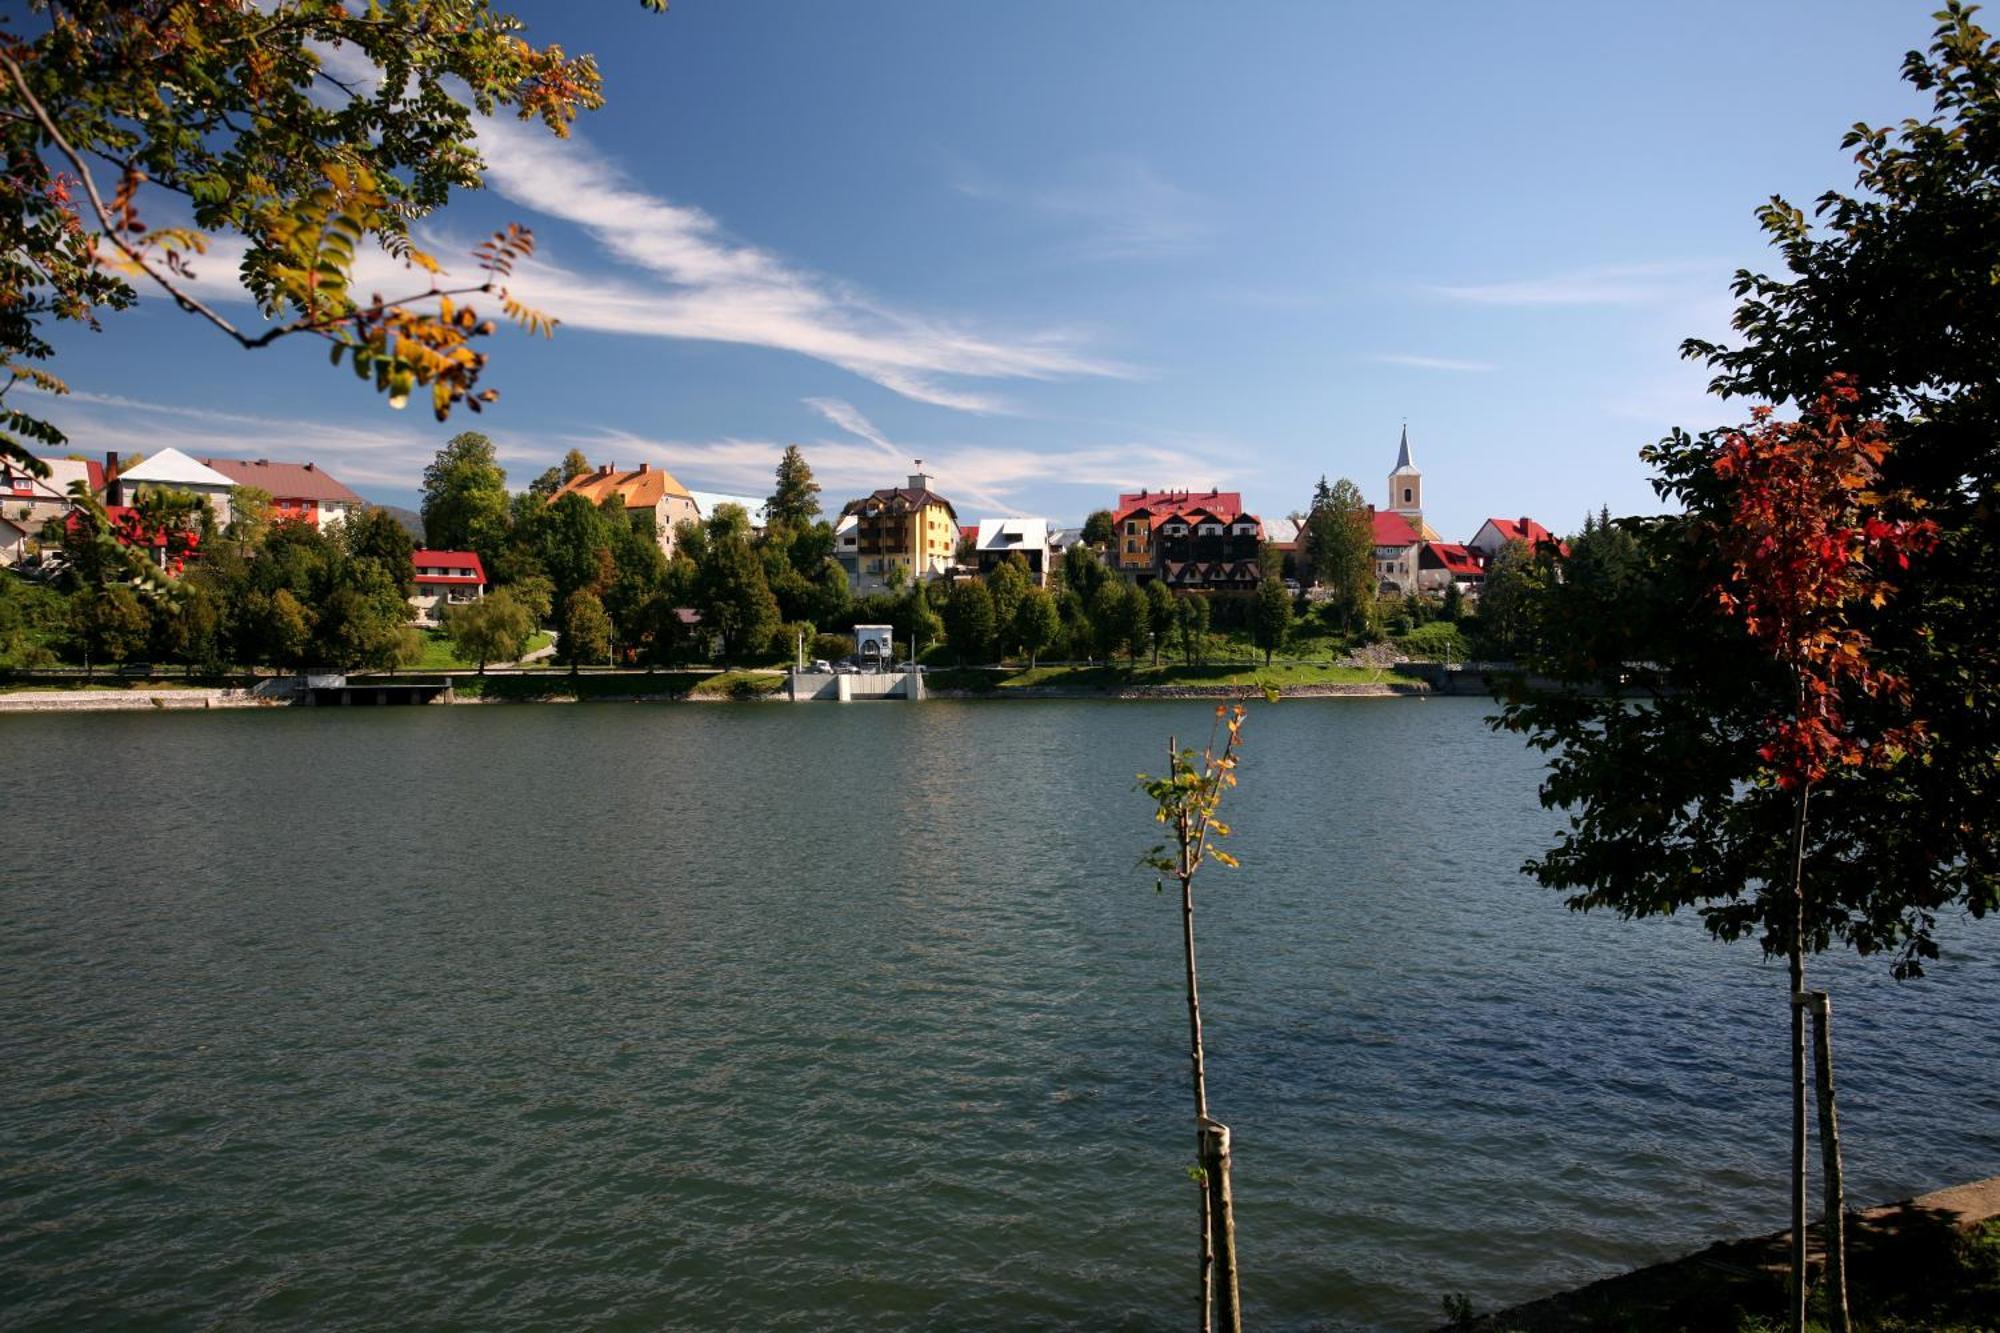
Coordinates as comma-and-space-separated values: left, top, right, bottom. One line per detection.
926, 661, 1398, 692
452, 670, 781, 701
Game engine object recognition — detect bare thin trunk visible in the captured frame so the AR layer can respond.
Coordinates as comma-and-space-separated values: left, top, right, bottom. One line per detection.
1811, 991, 1851, 1333
1176, 736, 1213, 1331
1788, 780, 1811, 1333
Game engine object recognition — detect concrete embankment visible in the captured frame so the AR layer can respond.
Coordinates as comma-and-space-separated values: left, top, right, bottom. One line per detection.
0, 687, 283, 713
1450, 1176, 2000, 1331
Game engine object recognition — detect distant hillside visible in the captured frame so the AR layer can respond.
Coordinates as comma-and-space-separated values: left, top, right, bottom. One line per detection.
370, 504, 425, 540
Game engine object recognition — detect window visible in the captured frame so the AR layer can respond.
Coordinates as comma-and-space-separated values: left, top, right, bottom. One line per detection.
1403, 487, 1413, 504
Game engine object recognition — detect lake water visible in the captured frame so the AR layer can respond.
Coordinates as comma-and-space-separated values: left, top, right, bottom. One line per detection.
2, 698, 1996, 1331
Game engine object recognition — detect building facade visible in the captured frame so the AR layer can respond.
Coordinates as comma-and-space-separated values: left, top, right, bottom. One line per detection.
200, 457, 363, 530
409, 550, 488, 627
1371, 508, 1423, 596
1152, 505, 1265, 589
109, 448, 236, 526
971, 517, 1054, 584
839, 469, 960, 593
552, 461, 701, 557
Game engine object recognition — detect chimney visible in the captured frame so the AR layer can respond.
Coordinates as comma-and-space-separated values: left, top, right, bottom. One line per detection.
105, 451, 121, 505
303, 462, 314, 471
638, 462, 650, 474
257, 458, 269, 467
1519, 516, 1531, 533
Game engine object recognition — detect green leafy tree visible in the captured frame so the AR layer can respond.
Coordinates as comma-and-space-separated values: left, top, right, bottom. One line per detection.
1144, 579, 1177, 666
1304, 476, 1374, 633
1013, 586, 1060, 669
558, 589, 613, 674
1063, 541, 1110, 602
0, 2, 639, 477
1476, 539, 1548, 660
529, 448, 593, 498
1176, 591, 1211, 665
70, 583, 148, 674
697, 531, 780, 664
537, 492, 616, 606
243, 587, 314, 668
1252, 577, 1291, 666
443, 589, 535, 674
768, 445, 822, 526
342, 506, 417, 599
225, 486, 274, 553
813, 559, 852, 627
1440, 579, 1465, 624
422, 432, 511, 556
944, 579, 997, 666
1082, 509, 1117, 548
895, 583, 944, 661
1090, 580, 1133, 663
1498, 12, 2000, 1326
984, 555, 1030, 657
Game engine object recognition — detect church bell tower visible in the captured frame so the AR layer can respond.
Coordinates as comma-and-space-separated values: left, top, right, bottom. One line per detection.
1389, 425, 1423, 528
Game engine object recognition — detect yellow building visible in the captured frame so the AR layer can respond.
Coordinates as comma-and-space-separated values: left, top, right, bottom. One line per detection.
551, 460, 701, 557
840, 469, 960, 592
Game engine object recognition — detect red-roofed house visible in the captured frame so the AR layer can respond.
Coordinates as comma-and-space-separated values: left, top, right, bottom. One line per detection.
201, 457, 365, 529
410, 549, 487, 627
1150, 505, 1266, 588
1418, 542, 1487, 595
1371, 507, 1423, 595
2, 461, 74, 565
1112, 488, 1246, 574
1469, 516, 1568, 561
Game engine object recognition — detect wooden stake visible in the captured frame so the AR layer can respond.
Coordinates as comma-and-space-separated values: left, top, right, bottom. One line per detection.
1203, 1117, 1242, 1333
1809, 991, 1851, 1333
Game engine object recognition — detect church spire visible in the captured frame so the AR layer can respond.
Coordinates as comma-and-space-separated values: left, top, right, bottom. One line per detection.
1394, 423, 1414, 472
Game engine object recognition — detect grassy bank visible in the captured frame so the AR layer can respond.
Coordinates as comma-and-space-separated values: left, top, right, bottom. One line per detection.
924, 660, 1407, 693
451, 670, 784, 701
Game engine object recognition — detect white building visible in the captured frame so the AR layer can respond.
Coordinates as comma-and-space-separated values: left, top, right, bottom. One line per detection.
111, 448, 237, 525
688, 490, 771, 532
971, 517, 1054, 585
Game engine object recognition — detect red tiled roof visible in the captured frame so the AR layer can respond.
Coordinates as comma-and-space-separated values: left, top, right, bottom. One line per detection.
1482, 516, 1566, 552
412, 549, 487, 585
1372, 509, 1420, 546
1114, 489, 1245, 526
1423, 542, 1486, 576
201, 456, 364, 504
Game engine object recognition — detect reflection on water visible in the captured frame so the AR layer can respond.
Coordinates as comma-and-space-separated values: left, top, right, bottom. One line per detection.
1, 699, 1994, 1330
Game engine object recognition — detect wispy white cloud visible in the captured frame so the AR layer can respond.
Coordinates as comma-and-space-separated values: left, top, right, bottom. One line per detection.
463, 116, 1130, 412
27, 388, 513, 493
115, 71, 1133, 416
1429, 261, 1718, 307
952, 153, 1212, 261
802, 397, 901, 459
1370, 353, 1496, 373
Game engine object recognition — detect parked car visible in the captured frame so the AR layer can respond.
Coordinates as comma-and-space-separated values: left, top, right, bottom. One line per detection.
810, 659, 832, 673
833, 661, 860, 675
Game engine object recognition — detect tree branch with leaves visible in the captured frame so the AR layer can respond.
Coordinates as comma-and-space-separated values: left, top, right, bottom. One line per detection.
0, 0, 665, 475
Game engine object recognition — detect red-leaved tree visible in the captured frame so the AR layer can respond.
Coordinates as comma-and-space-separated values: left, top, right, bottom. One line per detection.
1711, 373, 1936, 1333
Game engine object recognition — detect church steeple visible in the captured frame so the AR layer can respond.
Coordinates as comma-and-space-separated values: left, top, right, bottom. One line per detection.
1389, 424, 1423, 529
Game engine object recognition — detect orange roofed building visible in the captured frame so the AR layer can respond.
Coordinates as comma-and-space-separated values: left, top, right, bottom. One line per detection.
552, 461, 701, 557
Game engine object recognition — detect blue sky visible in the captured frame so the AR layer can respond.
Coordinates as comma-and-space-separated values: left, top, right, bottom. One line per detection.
44, 1, 1932, 539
